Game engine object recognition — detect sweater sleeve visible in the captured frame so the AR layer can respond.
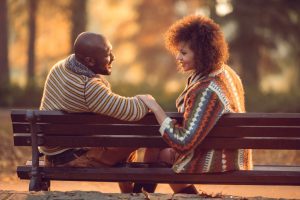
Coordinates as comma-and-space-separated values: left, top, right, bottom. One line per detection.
161, 86, 225, 154
85, 78, 148, 121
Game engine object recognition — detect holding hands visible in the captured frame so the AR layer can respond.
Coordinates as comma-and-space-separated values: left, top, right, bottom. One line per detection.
137, 95, 159, 112
137, 95, 167, 124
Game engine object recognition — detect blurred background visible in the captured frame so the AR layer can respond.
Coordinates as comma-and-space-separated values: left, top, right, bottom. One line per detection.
0, 0, 300, 111
0, 0, 300, 187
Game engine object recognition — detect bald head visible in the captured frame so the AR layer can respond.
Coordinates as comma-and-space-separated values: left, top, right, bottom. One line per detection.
74, 32, 106, 57
73, 32, 114, 75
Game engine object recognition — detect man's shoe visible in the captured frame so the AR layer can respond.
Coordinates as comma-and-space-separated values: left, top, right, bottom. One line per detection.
176, 185, 199, 194
133, 183, 157, 193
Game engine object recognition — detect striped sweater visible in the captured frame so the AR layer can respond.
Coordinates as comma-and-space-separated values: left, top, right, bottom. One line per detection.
159, 65, 253, 173
39, 55, 148, 155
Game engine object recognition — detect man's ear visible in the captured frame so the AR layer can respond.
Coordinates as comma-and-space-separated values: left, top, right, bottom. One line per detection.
84, 57, 96, 66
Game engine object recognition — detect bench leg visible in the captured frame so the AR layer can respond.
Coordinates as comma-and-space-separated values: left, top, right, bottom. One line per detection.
29, 175, 42, 191
41, 179, 50, 191
27, 110, 46, 192
29, 177, 50, 191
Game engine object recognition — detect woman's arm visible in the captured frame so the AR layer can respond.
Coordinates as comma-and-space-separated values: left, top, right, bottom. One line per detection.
138, 88, 225, 155
163, 86, 225, 154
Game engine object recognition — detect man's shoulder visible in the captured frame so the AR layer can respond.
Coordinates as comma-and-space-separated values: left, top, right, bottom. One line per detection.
48, 59, 66, 74
50, 62, 92, 83
86, 76, 110, 88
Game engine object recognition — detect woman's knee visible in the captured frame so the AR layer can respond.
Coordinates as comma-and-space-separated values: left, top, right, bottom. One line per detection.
158, 148, 177, 164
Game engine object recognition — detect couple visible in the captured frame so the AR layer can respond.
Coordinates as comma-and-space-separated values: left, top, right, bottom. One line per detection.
40, 15, 252, 194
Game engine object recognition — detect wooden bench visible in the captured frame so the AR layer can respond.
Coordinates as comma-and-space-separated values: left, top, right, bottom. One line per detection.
11, 109, 300, 191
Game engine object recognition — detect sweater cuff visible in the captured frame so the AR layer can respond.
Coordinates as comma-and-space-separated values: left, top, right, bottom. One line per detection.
159, 117, 172, 136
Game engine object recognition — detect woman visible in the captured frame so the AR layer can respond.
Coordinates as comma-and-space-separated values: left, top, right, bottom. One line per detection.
137, 15, 253, 194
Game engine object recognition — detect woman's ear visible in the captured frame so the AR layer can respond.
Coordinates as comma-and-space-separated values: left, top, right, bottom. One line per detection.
84, 57, 96, 66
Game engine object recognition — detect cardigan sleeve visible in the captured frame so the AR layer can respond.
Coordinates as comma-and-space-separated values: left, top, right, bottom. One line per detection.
85, 78, 148, 121
161, 86, 225, 154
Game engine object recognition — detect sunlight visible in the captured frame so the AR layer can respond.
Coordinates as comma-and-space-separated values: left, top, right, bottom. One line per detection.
114, 42, 137, 66
195, 7, 210, 17
216, 0, 233, 16
260, 67, 296, 93
174, 0, 188, 16
88, 0, 140, 38
123, 64, 145, 85
11, 68, 26, 86
164, 80, 181, 94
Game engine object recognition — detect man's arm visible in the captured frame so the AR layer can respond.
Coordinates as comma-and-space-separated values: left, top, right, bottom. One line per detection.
85, 78, 148, 121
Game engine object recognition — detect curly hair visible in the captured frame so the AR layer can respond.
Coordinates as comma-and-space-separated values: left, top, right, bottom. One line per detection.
165, 15, 229, 75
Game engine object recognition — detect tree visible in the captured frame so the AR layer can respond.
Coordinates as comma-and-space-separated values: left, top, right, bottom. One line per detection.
135, 0, 176, 83
217, 0, 300, 90
69, 0, 87, 51
0, 0, 9, 85
27, 0, 38, 85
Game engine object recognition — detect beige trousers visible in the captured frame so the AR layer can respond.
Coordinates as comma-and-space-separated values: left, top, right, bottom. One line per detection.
44, 147, 137, 193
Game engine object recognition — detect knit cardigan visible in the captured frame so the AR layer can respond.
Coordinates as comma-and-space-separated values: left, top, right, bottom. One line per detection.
39, 56, 148, 155
159, 65, 253, 173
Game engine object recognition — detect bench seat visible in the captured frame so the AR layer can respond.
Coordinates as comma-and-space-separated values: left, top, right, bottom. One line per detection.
17, 164, 300, 185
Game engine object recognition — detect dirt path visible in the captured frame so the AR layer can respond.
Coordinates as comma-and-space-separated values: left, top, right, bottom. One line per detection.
1, 190, 287, 200
1, 179, 300, 199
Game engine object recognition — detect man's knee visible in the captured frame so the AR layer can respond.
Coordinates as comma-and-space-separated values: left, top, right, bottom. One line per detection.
143, 148, 162, 162
159, 148, 177, 165
86, 147, 137, 166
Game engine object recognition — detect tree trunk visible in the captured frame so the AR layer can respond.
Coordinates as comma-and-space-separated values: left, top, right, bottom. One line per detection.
0, 0, 9, 85
229, 0, 260, 90
70, 0, 87, 52
27, 0, 38, 85
236, 23, 260, 88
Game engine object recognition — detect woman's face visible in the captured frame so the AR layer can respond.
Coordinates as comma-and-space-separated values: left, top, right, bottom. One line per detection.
175, 42, 195, 72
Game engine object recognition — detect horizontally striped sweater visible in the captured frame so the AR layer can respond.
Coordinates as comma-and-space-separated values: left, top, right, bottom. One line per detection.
39, 55, 148, 155
159, 65, 253, 173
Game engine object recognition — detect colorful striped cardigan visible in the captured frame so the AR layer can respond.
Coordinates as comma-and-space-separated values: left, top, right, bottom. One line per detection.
159, 65, 253, 173
39, 55, 148, 155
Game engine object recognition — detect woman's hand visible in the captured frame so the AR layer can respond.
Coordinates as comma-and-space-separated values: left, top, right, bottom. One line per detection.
136, 95, 159, 112
137, 95, 168, 125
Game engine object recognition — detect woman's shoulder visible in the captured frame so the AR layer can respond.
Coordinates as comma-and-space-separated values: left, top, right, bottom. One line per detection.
185, 79, 214, 99
186, 75, 229, 100
185, 65, 239, 96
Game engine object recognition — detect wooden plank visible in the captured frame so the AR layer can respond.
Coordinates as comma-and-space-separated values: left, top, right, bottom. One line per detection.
13, 123, 161, 135
13, 134, 300, 149
11, 110, 300, 126
16, 165, 300, 185
11, 110, 160, 125
12, 123, 300, 137
217, 112, 300, 126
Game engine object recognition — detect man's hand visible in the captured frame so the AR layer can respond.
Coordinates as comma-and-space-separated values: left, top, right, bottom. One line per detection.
136, 95, 159, 112
136, 95, 167, 125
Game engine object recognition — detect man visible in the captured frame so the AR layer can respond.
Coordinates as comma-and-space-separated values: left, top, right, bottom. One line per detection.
39, 32, 148, 192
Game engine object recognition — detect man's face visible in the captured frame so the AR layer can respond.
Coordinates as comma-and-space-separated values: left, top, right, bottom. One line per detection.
93, 40, 115, 75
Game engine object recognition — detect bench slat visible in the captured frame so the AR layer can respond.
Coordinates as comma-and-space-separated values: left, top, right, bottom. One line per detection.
218, 113, 300, 126
11, 110, 163, 125
13, 134, 300, 149
11, 110, 300, 126
13, 123, 300, 137
17, 165, 300, 185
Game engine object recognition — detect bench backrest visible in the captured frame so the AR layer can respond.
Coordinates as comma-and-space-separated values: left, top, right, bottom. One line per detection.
11, 109, 300, 150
